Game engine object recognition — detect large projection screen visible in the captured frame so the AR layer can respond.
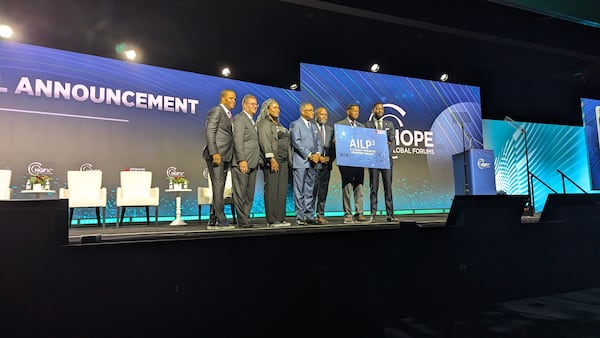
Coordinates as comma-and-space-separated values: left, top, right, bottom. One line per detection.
300, 63, 482, 211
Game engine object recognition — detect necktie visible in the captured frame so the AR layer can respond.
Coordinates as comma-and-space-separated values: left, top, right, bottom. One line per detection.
226, 110, 232, 119
351, 121, 356, 128
319, 125, 325, 144
377, 119, 382, 130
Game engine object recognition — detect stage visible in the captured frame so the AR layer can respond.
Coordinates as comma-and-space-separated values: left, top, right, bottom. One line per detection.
66, 213, 545, 245
2, 199, 599, 338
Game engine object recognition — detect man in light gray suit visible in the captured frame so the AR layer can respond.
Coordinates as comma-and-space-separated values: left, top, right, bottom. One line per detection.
290, 102, 322, 225
203, 89, 236, 229
335, 104, 367, 224
364, 102, 398, 222
232, 94, 260, 228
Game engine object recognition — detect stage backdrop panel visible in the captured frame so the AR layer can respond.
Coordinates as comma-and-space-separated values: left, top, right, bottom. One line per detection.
581, 97, 600, 190
300, 63, 482, 210
0, 41, 300, 222
482, 119, 597, 211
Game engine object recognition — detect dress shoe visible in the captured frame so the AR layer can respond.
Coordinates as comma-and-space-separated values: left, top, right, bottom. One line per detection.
386, 216, 399, 222
296, 219, 306, 226
215, 222, 235, 230
354, 214, 367, 222
238, 223, 255, 229
316, 217, 328, 225
343, 215, 354, 224
306, 219, 317, 225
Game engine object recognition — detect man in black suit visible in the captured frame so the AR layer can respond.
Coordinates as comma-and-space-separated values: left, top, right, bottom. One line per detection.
313, 106, 335, 225
203, 89, 236, 229
335, 104, 367, 224
232, 94, 260, 228
365, 102, 398, 222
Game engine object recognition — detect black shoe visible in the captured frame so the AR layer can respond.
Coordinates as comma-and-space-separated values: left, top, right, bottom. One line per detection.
306, 219, 317, 225
386, 216, 399, 222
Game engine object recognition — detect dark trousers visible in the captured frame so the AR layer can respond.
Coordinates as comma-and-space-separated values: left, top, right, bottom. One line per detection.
205, 159, 231, 223
263, 161, 289, 223
369, 165, 394, 216
313, 168, 331, 218
232, 166, 257, 226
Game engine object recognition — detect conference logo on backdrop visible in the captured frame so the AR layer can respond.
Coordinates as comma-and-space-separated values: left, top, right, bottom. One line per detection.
27, 161, 54, 175
376, 103, 435, 157
166, 166, 185, 178
79, 163, 95, 171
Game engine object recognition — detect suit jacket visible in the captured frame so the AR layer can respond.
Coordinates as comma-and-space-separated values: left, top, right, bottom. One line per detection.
364, 118, 395, 157
232, 111, 260, 168
257, 117, 292, 167
203, 104, 233, 162
316, 123, 335, 170
290, 118, 322, 169
335, 117, 365, 128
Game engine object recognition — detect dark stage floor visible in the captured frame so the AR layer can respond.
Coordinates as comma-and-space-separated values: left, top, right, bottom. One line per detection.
68, 213, 541, 245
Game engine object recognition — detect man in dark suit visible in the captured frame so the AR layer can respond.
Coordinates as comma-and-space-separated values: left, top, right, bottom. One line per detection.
313, 106, 335, 224
335, 104, 367, 224
365, 102, 398, 222
203, 89, 236, 229
290, 102, 322, 225
232, 94, 260, 228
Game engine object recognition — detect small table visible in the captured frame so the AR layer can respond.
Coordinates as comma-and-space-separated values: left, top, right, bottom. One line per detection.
21, 189, 56, 199
165, 188, 192, 226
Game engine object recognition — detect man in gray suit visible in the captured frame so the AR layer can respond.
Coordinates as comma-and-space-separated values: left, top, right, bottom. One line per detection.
365, 102, 398, 222
335, 104, 367, 224
290, 102, 322, 225
203, 89, 236, 229
232, 94, 260, 228
313, 106, 335, 224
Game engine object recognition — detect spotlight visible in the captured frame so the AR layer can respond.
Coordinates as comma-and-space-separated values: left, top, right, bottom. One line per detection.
290, 83, 298, 90
221, 67, 231, 77
440, 73, 449, 82
370, 63, 380, 73
0, 24, 14, 39
124, 49, 137, 61
115, 43, 140, 62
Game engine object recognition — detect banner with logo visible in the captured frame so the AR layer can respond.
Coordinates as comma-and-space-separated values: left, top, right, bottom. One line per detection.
0, 41, 300, 221
300, 63, 482, 210
334, 124, 390, 169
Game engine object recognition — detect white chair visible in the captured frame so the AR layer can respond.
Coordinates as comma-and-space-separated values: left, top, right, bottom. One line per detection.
197, 170, 236, 223
0, 169, 12, 200
116, 171, 160, 227
59, 170, 107, 227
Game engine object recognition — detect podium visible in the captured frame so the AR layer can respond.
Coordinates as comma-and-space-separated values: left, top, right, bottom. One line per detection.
452, 149, 496, 195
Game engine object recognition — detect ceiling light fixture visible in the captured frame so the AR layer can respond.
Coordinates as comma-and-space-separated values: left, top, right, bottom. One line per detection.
221, 67, 231, 77
290, 83, 298, 90
0, 24, 14, 39
440, 73, 449, 82
370, 63, 380, 73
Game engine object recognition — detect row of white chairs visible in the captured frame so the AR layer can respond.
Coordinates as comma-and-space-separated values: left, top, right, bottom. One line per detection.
0, 169, 235, 227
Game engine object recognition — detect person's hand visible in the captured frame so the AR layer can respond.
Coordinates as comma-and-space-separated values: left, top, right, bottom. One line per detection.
212, 153, 222, 166
239, 160, 248, 174
270, 158, 279, 173
320, 156, 330, 164
309, 154, 320, 164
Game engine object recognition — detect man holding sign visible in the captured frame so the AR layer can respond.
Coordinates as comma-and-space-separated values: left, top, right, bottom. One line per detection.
365, 103, 398, 222
335, 104, 367, 224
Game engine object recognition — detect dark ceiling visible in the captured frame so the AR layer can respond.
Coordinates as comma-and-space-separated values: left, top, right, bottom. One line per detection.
1, 0, 600, 125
